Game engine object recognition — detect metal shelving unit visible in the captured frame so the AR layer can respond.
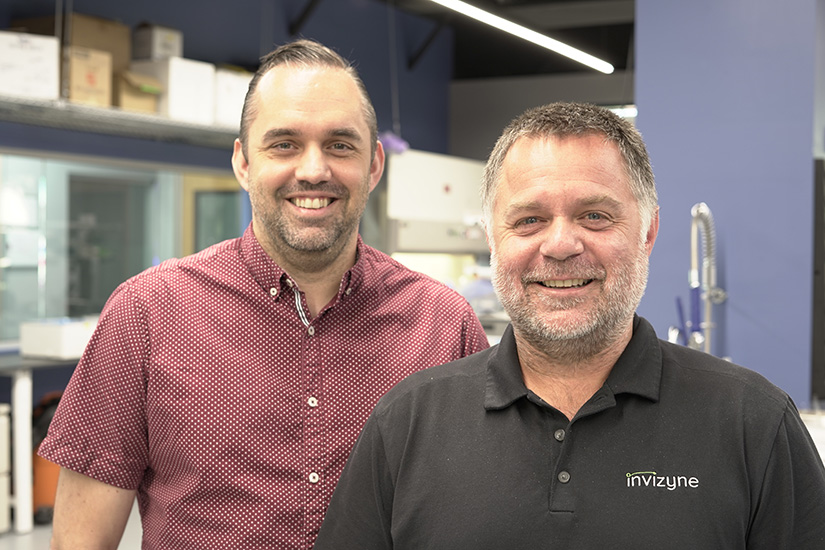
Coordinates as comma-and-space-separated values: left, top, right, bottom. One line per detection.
0, 95, 238, 150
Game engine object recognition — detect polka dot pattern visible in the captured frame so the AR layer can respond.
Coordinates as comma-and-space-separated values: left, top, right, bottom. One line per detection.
38, 225, 489, 549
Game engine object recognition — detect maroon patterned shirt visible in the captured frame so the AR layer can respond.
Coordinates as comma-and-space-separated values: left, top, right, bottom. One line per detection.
39, 225, 489, 549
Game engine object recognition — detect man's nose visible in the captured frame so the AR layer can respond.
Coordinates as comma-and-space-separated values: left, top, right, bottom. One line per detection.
538, 219, 585, 261
295, 146, 332, 184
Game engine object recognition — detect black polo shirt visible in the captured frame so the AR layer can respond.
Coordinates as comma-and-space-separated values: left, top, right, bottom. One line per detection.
315, 316, 825, 549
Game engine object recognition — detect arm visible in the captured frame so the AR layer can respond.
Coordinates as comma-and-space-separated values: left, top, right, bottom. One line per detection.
747, 404, 825, 549
51, 467, 136, 550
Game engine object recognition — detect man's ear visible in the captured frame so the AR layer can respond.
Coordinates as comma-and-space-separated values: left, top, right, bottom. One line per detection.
368, 141, 386, 193
645, 207, 660, 256
232, 139, 250, 192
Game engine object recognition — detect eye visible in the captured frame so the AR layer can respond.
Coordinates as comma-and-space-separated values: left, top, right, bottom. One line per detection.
270, 142, 294, 151
581, 211, 613, 229
329, 142, 356, 156
518, 216, 539, 226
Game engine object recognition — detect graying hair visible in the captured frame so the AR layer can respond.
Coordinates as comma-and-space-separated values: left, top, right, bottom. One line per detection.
239, 39, 378, 159
481, 102, 657, 233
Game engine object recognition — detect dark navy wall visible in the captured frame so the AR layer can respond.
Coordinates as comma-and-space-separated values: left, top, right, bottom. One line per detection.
0, 0, 453, 165
635, 0, 820, 407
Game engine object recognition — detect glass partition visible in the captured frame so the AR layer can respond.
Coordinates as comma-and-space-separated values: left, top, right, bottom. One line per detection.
0, 151, 239, 343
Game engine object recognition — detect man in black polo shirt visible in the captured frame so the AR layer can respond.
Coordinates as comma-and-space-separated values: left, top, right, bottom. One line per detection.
314, 102, 825, 549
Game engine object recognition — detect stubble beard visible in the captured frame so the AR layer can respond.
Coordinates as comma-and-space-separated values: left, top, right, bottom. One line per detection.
248, 177, 370, 269
491, 240, 649, 363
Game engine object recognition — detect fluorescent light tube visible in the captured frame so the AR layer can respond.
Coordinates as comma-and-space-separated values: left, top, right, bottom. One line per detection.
429, 0, 615, 74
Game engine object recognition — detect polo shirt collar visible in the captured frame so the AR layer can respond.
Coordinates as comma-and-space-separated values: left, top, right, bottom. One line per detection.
484, 315, 662, 411
604, 315, 662, 403
239, 223, 365, 301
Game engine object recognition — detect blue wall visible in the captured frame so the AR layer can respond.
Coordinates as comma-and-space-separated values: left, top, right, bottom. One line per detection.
635, 0, 821, 407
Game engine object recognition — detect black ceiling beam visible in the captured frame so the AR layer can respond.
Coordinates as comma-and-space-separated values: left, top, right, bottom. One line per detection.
289, 0, 323, 37
407, 18, 447, 70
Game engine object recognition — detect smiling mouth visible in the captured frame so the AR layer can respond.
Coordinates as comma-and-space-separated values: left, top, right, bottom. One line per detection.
538, 278, 593, 288
290, 197, 332, 209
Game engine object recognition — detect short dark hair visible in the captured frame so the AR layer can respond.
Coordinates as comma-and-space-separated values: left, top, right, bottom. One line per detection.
239, 39, 379, 159
481, 102, 658, 233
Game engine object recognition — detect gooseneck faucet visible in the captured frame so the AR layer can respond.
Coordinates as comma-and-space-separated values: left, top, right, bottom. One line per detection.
688, 202, 727, 353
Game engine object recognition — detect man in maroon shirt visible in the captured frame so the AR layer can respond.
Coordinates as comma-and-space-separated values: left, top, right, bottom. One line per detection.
40, 39, 489, 549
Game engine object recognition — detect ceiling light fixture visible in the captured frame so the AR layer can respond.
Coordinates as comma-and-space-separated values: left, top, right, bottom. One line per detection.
428, 0, 614, 74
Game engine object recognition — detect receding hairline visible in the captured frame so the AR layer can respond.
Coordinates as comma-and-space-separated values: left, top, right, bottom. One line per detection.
241, 63, 378, 158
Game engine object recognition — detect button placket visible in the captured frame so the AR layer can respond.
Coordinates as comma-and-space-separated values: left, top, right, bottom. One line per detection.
304, 317, 324, 515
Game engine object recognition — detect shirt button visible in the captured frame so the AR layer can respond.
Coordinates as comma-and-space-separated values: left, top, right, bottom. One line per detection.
308, 326, 315, 336
308, 472, 320, 483
558, 471, 571, 484
269, 287, 278, 297
554, 429, 565, 442
345, 288, 352, 296
286, 279, 294, 288
308, 396, 318, 407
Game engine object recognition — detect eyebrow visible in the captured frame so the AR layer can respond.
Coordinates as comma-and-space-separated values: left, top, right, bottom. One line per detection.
261, 127, 364, 144
504, 193, 625, 216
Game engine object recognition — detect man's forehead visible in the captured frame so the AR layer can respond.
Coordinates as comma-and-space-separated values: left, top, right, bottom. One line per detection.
257, 64, 356, 97
249, 65, 368, 132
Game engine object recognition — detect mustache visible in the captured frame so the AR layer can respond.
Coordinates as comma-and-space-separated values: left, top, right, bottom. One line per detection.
517, 259, 605, 283
276, 181, 350, 198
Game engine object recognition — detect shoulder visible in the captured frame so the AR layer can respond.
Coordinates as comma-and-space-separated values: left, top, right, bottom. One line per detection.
658, 339, 792, 414
360, 245, 460, 297
119, 237, 244, 294
372, 349, 492, 417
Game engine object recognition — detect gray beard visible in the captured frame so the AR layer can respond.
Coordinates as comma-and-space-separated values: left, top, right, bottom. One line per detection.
491, 243, 649, 363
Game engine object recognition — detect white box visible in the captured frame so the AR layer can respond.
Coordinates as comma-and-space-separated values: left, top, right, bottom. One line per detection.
214, 68, 252, 130
131, 57, 215, 125
133, 23, 183, 60
19, 316, 99, 360
0, 31, 59, 100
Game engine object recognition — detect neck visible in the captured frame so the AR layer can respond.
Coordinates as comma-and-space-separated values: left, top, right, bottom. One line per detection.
257, 227, 359, 318
515, 321, 633, 420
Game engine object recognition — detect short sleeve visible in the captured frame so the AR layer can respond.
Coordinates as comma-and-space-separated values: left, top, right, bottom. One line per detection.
37, 283, 151, 490
747, 401, 825, 549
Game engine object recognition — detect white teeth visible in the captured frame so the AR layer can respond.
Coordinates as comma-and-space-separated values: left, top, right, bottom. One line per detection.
292, 197, 331, 209
541, 279, 589, 288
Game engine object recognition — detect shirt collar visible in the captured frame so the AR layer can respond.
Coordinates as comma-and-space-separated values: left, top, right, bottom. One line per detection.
484, 315, 662, 410
604, 315, 662, 402
239, 223, 365, 301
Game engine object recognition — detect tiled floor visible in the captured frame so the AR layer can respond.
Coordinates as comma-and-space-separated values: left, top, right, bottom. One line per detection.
0, 413, 823, 549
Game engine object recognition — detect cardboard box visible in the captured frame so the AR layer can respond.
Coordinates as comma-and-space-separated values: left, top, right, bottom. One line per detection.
65, 46, 112, 107
13, 13, 131, 73
0, 31, 59, 100
130, 57, 215, 125
20, 316, 99, 360
214, 67, 252, 129
133, 23, 183, 60
114, 70, 162, 114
